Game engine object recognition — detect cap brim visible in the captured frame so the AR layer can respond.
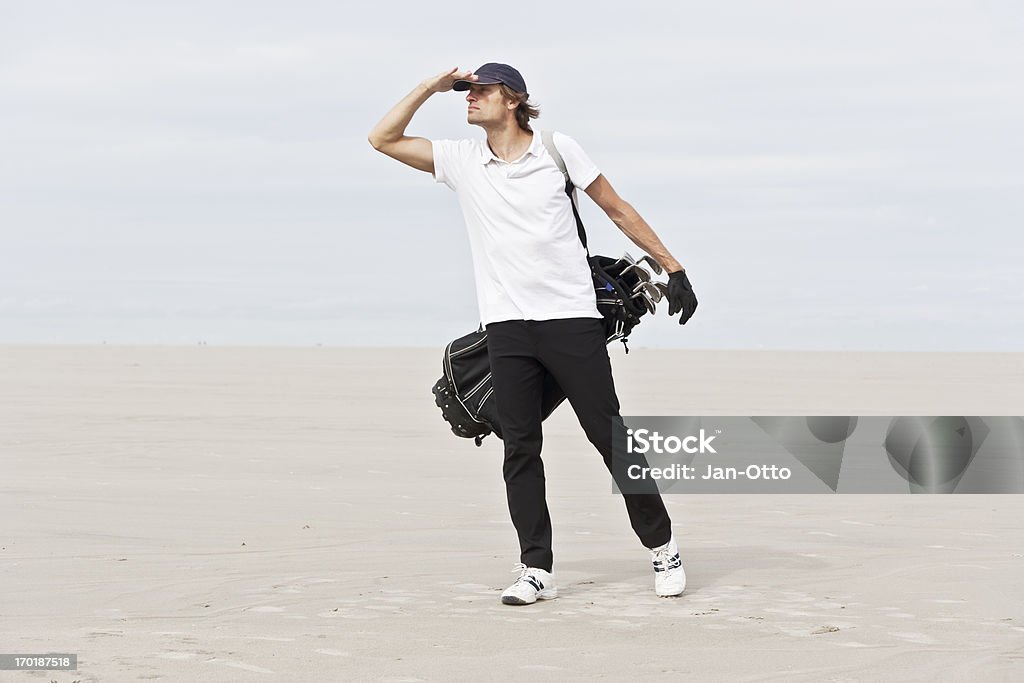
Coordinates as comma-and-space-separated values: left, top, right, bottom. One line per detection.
452, 78, 500, 91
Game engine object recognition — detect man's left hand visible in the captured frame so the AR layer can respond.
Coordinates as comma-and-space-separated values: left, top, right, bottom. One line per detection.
667, 270, 698, 325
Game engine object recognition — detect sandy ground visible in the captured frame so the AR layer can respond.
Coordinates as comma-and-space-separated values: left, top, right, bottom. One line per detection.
2, 345, 1023, 682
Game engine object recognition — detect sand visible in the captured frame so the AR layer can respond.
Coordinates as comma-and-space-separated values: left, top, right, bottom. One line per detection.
2, 345, 1023, 681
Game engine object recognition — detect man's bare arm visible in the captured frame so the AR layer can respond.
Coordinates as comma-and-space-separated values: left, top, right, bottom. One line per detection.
584, 174, 685, 273
368, 67, 476, 174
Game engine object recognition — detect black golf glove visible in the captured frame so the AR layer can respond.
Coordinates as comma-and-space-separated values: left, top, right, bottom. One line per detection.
667, 270, 698, 324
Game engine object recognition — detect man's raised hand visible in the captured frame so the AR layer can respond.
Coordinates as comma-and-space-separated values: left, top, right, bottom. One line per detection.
422, 67, 477, 93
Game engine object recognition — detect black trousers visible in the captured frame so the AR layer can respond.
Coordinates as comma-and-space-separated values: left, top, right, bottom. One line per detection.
486, 317, 673, 572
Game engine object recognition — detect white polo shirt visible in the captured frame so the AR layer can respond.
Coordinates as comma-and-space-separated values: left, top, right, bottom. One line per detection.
432, 131, 603, 326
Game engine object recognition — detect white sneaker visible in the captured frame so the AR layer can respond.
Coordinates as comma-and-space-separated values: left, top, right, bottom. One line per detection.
649, 535, 686, 597
501, 564, 558, 605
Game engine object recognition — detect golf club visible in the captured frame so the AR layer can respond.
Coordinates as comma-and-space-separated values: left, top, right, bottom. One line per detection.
619, 264, 652, 283
640, 255, 663, 275
630, 289, 657, 314
641, 281, 662, 302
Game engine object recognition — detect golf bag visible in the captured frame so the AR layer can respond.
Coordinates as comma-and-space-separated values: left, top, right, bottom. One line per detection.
432, 326, 568, 446
432, 131, 658, 445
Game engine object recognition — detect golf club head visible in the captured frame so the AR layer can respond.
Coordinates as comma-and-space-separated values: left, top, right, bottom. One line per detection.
619, 263, 652, 283
640, 255, 664, 275
631, 291, 657, 315
621, 252, 637, 265
654, 282, 669, 299
641, 281, 662, 302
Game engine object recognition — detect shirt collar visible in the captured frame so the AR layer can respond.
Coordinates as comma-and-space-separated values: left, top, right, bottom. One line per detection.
478, 132, 542, 165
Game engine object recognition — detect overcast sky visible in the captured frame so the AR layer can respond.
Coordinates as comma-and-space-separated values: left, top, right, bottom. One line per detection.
2, 0, 1022, 350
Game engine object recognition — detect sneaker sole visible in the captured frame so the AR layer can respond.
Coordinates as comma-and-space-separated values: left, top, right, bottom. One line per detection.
501, 590, 558, 605
656, 583, 686, 597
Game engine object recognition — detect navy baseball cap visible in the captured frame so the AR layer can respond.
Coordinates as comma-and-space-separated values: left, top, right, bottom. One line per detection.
453, 63, 528, 95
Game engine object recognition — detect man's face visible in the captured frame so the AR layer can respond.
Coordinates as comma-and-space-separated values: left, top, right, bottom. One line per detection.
465, 83, 512, 126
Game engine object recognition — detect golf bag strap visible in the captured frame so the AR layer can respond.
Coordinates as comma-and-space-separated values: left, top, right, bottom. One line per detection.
541, 130, 589, 253
542, 130, 632, 354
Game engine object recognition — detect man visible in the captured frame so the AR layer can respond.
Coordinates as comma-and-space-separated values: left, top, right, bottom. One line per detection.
368, 63, 698, 604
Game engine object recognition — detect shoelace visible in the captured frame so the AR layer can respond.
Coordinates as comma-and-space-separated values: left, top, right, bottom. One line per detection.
509, 563, 545, 590
651, 545, 682, 572
510, 563, 530, 584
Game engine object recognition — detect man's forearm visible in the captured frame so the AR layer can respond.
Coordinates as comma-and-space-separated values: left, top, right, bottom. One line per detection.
368, 83, 433, 147
612, 204, 685, 273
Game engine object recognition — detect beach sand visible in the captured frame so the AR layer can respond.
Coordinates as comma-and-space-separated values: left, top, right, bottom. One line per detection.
2, 345, 1023, 681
